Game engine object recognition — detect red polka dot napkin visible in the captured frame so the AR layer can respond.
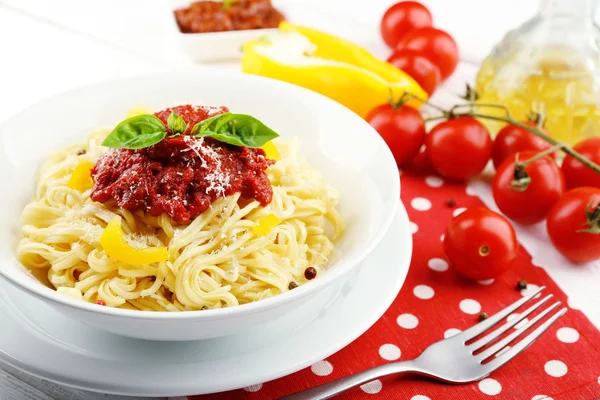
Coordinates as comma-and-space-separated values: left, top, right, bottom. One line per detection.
191, 169, 600, 400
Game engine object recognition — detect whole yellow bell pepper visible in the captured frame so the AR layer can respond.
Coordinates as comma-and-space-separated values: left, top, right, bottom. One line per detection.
242, 23, 426, 118
100, 216, 168, 265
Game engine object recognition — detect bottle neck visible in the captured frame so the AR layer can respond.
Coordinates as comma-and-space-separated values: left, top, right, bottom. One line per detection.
539, 0, 595, 21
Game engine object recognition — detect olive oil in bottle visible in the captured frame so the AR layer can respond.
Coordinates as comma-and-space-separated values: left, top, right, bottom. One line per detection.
475, 0, 600, 145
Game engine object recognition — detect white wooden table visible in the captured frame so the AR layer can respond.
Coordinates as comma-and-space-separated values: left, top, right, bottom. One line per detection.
0, 1, 598, 398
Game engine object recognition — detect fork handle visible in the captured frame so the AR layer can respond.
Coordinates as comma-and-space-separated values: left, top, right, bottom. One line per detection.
279, 361, 420, 400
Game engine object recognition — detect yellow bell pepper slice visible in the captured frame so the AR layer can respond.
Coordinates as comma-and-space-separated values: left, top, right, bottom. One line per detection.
242, 24, 426, 118
261, 141, 281, 161
252, 213, 282, 236
67, 161, 95, 191
100, 216, 168, 265
126, 104, 154, 119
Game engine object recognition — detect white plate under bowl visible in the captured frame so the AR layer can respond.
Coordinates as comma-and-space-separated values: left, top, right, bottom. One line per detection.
0, 70, 400, 340
0, 202, 411, 397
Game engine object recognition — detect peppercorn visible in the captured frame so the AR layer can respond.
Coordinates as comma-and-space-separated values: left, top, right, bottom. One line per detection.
77, 149, 87, 155
517, 279, 528, 290
201, 305, 209, 310
446, 198, 456, 208
288, 281, 298, 290
478, 312, 488, 321
304, 267, 317, 280
95, 300, 106, 306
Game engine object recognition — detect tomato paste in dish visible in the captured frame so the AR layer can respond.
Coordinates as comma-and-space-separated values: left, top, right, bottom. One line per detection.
90, 105, 274, 223
174, 0, 285, 34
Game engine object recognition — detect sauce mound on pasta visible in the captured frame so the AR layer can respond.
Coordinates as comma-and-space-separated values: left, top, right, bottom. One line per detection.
91, 105, 274, 223
17, 104, 344, 311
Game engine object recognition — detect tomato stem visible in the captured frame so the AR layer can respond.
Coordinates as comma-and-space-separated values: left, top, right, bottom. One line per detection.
467, 113, 600, 175
583, 197, 600, 234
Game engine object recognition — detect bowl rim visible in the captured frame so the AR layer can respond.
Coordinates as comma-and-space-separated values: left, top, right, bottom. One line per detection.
0, 70, 401, 321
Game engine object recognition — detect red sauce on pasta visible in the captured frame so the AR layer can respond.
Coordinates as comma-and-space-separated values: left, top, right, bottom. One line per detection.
90, 105, 274, 223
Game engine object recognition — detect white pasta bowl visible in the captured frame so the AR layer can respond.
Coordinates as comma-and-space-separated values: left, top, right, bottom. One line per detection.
0, 70, 402, 341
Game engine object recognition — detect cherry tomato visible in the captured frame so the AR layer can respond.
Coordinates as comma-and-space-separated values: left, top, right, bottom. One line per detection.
444, 208, 519, 280
409, 144, 434, 172
426, 117, 492, 180
547, 187, 600, 263
380, 1, 433, 49
366, 103, 426, 167
492, 122, 555, 169
561, 137, 600, 189
387, 49, 441, 96
493, 151, 565, 225
396, 27, 459, 80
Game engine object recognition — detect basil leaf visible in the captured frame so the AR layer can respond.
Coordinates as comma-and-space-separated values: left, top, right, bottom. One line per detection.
167, 112, 188, 135
190, 112, 279, 148
102, 114, 167, 150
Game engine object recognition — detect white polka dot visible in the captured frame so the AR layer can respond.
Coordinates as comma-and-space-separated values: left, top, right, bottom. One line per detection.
428, 258, 448, 272
544, 360, 568, 377
411, 396, 431, 400
410, 221, 419, 234
532, 396, 553, 400
413, 285, 435, 300
444, 328, 461, 338
556, 327, 579, 343
311, 360, 333, 376
425, 176, 444, 188
507, 313, 529, 329
478, 378, 502, 395
478, 279, 495, 285
378, 344, 401, 360
568, 297, 581, 310
520, 284, 541, 298
460, 299, 482, 314
360, 379, 382, 394
495, 346, 511, 358
440, 233, 445, 242
243, 383, 263, 392
411, 197, 432, 211
396, 313, 419, 329
453, 207, 467, 217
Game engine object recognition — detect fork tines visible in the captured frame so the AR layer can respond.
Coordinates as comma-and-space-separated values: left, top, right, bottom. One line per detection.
457, 286, 567, 370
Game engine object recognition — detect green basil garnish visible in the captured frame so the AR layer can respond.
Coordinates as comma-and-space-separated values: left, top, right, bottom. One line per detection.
101, 111, 278, 150
167, 112, 188, 135
102, 114, 167, 150
190, 112, 279, 148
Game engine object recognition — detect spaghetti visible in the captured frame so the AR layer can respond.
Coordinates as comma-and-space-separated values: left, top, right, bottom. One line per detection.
17, 107, 344, 311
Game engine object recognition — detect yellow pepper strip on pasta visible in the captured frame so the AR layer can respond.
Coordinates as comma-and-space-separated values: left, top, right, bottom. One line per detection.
252, 213, 282, 236
100, 216, 168, 264
260, 141, 281, 161
67, 161, 95, 191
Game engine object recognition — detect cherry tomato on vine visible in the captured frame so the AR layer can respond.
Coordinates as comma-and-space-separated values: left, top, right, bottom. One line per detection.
443, 208, 519, 280
387, 49, 441, 95
493, 151, 565, 225
561, 137, 600, 189
366, 103, 426, 167
492, 122, 556, 169
395, 27, 459, 80
426, 116, 492, 180
380, 1, 433, 49
547, 187, 600, 263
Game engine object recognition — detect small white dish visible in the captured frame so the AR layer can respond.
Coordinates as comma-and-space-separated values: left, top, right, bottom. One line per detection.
0, 70, 401, 341
169, 0, 280, 61
0, 202, 411, 397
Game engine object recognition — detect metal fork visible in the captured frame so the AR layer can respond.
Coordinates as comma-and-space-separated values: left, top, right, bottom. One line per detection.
281, 286, 566, 400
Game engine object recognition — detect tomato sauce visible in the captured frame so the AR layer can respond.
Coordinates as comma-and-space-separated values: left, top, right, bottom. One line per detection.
90, 105, 274, 223
174, 0, 284, 34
